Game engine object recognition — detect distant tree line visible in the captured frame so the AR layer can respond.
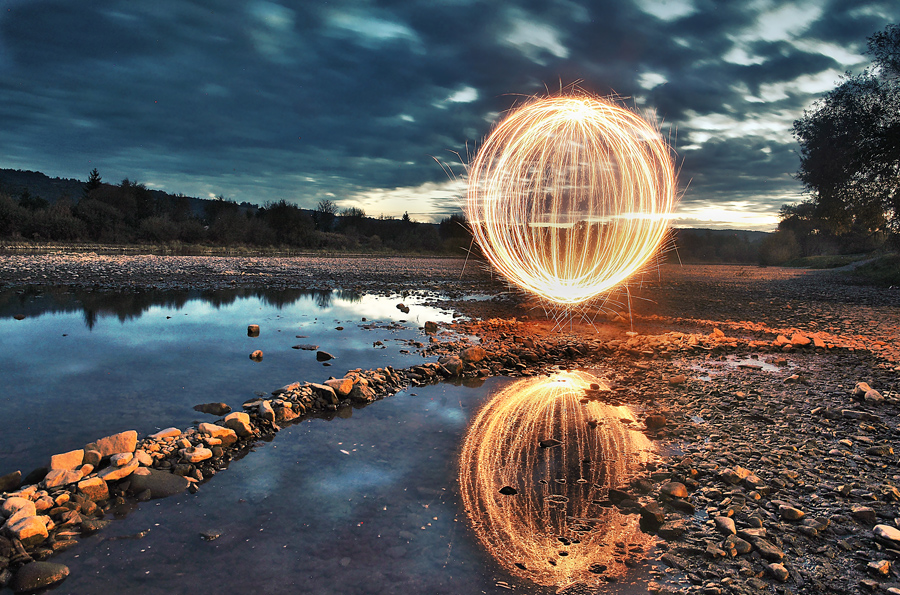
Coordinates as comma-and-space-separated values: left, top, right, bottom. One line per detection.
765, 23, 899, 265
0, 168, 474, 254
668, 229, 763, 264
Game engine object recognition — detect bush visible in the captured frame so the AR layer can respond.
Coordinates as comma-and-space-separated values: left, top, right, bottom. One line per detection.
0, 193, 28, 237
140, 216, 181, 243
758, 230, 801, 266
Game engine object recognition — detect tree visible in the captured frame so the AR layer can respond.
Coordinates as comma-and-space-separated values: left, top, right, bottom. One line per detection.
339, 206, 366, 219
314, 198, 338, 230
83, 168, 102, 198
792, 23, 900, 237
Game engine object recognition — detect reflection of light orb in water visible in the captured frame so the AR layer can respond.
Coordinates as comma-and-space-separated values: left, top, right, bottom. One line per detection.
466, 95, 676, 305
458, 372, 654, 588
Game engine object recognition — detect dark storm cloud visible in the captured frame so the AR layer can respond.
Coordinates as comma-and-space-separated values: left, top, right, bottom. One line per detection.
0, 0, 898, 228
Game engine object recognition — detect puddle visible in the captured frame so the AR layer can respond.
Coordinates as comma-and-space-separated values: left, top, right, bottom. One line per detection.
688, 354, 789, 381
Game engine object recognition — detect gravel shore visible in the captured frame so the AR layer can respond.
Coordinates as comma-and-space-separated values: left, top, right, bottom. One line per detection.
1, 253, 898, 594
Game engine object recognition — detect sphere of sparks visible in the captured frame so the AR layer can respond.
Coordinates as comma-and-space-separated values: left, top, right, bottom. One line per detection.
466, 94, 676, 305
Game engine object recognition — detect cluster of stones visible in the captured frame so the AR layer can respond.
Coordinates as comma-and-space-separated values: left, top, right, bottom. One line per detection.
642, 313, 900, 367
584, 347, 900, 593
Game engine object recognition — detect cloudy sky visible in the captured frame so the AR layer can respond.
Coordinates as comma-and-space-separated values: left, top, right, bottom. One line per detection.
1, 1, 897, 230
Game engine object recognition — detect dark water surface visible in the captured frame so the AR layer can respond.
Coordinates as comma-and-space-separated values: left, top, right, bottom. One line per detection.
0, 287, 653, 595
0, 287, 455, 475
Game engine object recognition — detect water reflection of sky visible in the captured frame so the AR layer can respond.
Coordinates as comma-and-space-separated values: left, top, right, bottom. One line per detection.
44, 377, 650, 595
0, 288, 457, 476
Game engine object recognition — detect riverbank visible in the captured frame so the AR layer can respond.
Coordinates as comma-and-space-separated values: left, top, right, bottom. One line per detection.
0, 256, 898, 594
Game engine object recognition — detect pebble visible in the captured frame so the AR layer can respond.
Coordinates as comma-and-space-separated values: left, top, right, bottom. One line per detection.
778, 505, 805, 521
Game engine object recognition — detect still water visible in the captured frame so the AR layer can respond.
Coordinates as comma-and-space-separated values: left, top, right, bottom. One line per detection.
0, 287, 456, 476
0, 288, 653, 594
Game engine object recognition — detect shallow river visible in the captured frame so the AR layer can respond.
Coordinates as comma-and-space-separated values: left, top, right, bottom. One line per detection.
0, 288, 654, 594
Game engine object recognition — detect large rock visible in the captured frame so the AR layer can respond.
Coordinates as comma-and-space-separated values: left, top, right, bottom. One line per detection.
875, 524, 900, 547
90, 430, 137, 458
149, 428, 181, 440
77, 477, 109, 501
82, 450, 102, 466
97, 457, 140, 481
460, 346, 486, 363
779, 505, 805, 521
180, 447, 212, 463
11, 562, 69, 593
110, 452, 134, 467
0, 470, 22, 492
790, 333, 811, 347
128, 469, 189, 499
49, 449, 84, 471
257, 401, 275, 422
715, 516, 737, 535
224, 412, 253, 438
325, 377, 353, 397
1, 497, 35, 519
198, 423, 238, 446
316, 351, 335, 362
752, 538, 785, 561
193, 403, 232, 416
7, 515, 48, 546
348, 384, 376, 403
439, 356, 464, 376
309, 383, 339, 405
41, 469, 83, 489
660, 482, 689, 498
644, 414, 667, 430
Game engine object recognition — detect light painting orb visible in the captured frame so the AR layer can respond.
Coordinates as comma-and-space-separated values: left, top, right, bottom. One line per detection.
458, 372, 654, 587
466, 94, 676, 305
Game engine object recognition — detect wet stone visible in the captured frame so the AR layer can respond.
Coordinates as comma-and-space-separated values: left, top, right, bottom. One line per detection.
11, 562, 69, 593
0, 470, 22, 492
766, 562, 789, 582
715, 516, 737, 536
91, 430, 138, 458
779, 505, 805, 521
128, 469, 189, 499
661, 481, 688, 498
193, 403, 232, 416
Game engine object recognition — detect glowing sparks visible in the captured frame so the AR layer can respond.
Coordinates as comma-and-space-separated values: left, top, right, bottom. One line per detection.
458, 372, 654, 587
466, 94, 677, 305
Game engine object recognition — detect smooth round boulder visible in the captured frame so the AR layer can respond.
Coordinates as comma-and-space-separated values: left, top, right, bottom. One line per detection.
128, 469, 189, 499
660, 481, 689, 498
11, 562, 69, 593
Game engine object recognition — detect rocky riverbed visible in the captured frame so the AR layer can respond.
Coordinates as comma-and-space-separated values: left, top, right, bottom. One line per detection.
0, 254, 898, 594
